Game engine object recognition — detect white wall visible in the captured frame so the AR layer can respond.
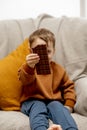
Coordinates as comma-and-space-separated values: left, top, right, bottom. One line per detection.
0, 0, 80, 20
85, 0, 87, 17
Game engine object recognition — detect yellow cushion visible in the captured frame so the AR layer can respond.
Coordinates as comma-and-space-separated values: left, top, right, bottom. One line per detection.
0, 38, 29, 110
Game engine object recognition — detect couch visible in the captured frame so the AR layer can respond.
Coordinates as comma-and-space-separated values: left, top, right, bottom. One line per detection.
0, 14, 87, 130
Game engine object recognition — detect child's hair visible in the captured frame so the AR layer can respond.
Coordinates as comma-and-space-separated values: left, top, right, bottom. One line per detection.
29, 28, 55, 48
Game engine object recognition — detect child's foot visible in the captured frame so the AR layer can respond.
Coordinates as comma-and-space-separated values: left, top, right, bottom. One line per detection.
47, 124, 62, 130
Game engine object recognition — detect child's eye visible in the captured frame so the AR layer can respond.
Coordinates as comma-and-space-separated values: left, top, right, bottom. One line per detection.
48, 50, 51, 53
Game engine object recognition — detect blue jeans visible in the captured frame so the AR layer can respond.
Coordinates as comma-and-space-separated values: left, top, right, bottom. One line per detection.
21, 100, 78, 130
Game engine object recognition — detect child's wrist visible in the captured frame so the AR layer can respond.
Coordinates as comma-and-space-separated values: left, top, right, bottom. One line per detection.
64, 106, 73, 113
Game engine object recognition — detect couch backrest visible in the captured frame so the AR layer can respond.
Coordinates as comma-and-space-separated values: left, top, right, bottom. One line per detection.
0, 18, 36, 59
0, 14, 87, 80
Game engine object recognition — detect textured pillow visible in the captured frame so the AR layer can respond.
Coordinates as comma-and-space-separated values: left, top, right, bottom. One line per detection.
0, 38, 29, 110
74, 77, 87, 116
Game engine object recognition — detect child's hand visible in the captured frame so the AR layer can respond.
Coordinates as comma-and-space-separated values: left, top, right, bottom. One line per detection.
64, 106, 73, 113
26, 53, 40, 68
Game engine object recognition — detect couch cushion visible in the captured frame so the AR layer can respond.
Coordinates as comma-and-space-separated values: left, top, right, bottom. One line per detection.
0, 111, 30, 130
0, 38, 29, 110
0, 111, 86, 130
72, 113, 87, 130
74, 77, 87, 116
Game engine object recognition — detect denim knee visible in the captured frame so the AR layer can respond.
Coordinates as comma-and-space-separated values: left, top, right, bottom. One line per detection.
47, 101, 78, 130
47, 101, 63, 108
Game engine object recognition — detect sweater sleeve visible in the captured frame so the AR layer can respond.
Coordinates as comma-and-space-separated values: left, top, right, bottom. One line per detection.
61, 71, 76, 108
18, 63, 35, 86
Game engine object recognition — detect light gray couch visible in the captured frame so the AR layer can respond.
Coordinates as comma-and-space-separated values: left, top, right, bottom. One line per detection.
0, 14, 87, 130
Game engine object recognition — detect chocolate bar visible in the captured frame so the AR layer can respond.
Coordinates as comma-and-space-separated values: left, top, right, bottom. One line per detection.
32, 44, 51, 74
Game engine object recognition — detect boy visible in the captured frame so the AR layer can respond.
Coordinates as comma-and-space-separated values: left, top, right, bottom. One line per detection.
18, 28, 78, 130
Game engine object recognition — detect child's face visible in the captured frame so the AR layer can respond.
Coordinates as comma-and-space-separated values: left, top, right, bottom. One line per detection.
31, 38, 55, 62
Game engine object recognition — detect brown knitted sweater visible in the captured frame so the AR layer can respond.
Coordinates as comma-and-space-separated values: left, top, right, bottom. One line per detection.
18, 61, 76, 108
